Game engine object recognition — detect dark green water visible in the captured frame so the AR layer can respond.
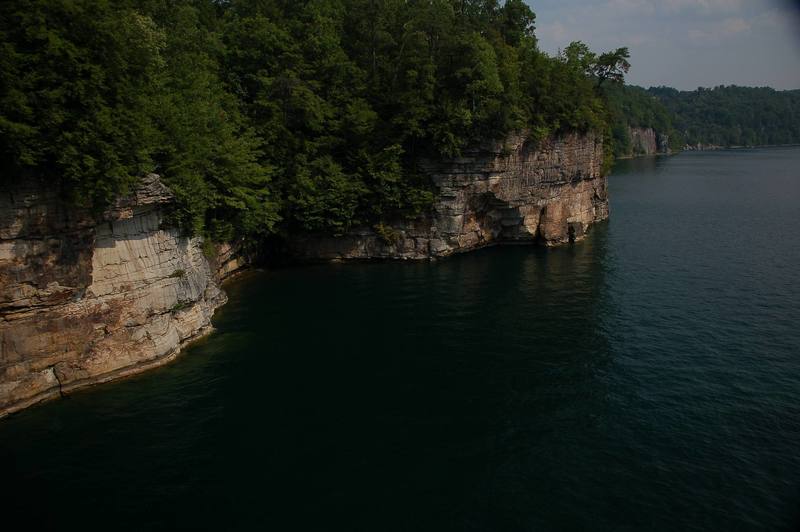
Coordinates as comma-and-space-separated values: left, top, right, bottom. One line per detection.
3, 149, 800, 531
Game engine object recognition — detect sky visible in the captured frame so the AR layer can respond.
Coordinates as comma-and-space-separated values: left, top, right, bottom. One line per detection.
529, 0, 800, 90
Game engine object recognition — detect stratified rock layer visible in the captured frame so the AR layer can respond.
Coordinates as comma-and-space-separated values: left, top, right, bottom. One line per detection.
0, 175, 226, 417
292, 132, 609, 259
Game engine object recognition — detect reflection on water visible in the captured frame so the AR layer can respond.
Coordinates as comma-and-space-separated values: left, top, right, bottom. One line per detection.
2, 149, 800, 531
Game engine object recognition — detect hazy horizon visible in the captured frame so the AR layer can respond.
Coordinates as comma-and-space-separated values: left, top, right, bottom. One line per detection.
530, 0, 800, 91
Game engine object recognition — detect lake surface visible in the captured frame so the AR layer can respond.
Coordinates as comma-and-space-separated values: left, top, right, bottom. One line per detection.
3, 148, 800, 531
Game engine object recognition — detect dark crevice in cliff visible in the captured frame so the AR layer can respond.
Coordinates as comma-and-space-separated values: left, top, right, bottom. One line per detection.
534, 206, 548, 245
50, 365, 65, 398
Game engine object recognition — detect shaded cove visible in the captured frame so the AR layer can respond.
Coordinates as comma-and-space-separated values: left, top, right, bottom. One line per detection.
3, 148, 800, 531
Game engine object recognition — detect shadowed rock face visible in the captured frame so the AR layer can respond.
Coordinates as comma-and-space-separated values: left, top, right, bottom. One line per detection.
0, 175, 229, 417
292, 132, 609, 260
628, 127, 670, 156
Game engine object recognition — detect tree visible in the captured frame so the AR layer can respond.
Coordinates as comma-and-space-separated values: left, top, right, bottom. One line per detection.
591, 47, 631, 87
562, 41, 630, 87
498, 0, 536, 46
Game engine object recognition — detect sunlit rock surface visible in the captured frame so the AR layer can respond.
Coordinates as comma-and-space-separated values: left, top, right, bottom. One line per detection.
0, 175, 228, 417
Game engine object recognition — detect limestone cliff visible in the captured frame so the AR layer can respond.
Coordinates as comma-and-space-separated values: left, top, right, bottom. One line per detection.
0, 132, 609, 416
0, 175, 229, 417
628, 127, 670, 156
292, 132, 609, 260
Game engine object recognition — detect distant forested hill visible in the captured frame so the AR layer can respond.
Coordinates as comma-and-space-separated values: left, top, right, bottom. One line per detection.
649, 86, 800, 148
606, 84, 800, 154
603, 84, 682, 156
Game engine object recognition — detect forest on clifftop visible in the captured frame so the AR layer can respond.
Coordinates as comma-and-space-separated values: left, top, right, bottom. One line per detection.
0, 0, 626, 242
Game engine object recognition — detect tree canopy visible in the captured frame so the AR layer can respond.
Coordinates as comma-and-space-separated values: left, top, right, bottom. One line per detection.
0, 0, 625, 240
650, 85, 800, 148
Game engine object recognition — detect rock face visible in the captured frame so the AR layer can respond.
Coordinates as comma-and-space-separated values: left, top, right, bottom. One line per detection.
292, 132, 609, 260
0, 175, 227, 417
628, 127, 670, 156
0, 131, 610, 416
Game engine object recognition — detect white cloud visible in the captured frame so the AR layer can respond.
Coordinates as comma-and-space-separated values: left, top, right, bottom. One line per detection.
686, 16, 751, 43
661, 0, 745, 14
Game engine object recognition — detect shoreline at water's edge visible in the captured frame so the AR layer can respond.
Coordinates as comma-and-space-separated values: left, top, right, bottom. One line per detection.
0, 241, 256, 420
682, 143, 800, 151
289, 225, 606, 264
615, 143, 800, 161
0, 233, 596, 420
0, 223, 609, 421
0, 176, 231, 421
0, 324, 218, 420
615, 153, 672, 160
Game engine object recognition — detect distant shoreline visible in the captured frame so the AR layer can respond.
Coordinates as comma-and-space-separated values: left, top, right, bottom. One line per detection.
615, 143, 800, 161
682, 143, 800, 152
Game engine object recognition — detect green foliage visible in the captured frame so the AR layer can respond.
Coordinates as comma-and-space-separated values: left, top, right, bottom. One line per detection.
169, 300, 191, 313
0, 0, 279, 238
201, 239, 217, 260
604, 84, 800, 157
1, 0, 622, 240
373, 222, 401, 245
592, 48, 630, 87
649, 85, 800, 147
0, 1, 163, 206
139, 3, 280, 238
